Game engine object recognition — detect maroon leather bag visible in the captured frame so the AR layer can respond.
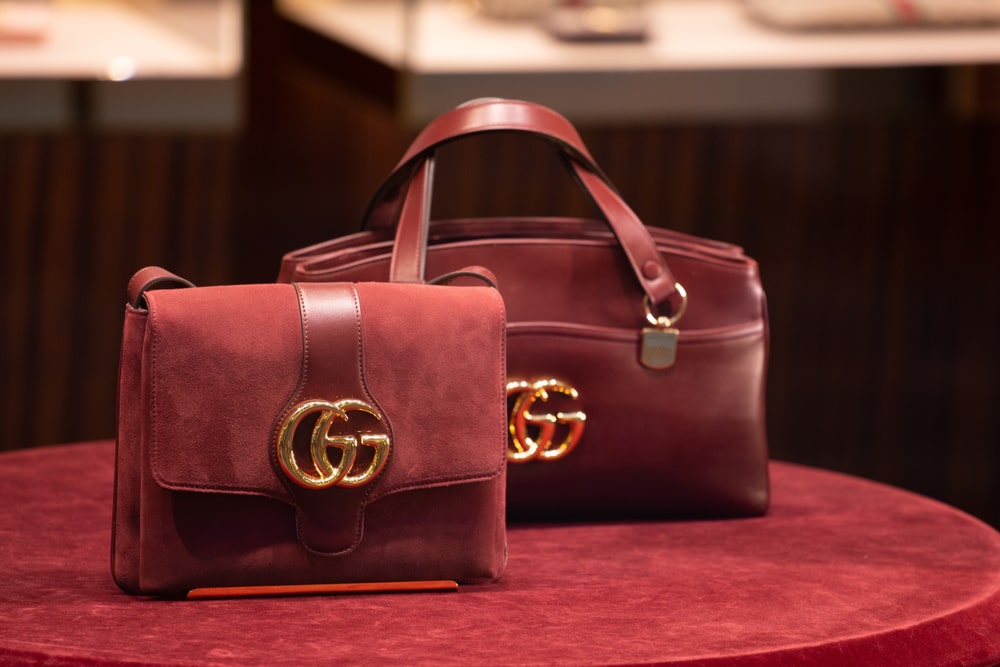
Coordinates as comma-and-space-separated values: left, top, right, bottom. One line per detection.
112, 267, 508, 595
279, 98, 770, 521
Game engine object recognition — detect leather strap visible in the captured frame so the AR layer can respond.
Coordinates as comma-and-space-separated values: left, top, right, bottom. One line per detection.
374, 98, 680, 307
388, 158, 433, 284
395, 98, 602, 176
275, 283, 385, 556
428, 265, 500, 290
364, 98, 608, 233
127, 266, 195, 309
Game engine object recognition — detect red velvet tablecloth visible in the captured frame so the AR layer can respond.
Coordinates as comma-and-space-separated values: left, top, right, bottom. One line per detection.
1, 441, 999, 666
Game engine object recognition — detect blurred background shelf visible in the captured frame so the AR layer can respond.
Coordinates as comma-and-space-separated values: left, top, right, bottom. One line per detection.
277, 0, 1000, 123
0, 0, 243, 128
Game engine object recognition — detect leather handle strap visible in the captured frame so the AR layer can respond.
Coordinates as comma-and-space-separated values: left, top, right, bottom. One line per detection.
388, 156, 434, 284
364, 98, 608, 234
127, 266, 195, 309
394, 97, 603, 178
380, 99, 680, 307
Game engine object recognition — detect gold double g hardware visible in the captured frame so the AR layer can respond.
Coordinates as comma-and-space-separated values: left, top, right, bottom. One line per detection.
506, 379, 586, 463
276, 399, 390, 489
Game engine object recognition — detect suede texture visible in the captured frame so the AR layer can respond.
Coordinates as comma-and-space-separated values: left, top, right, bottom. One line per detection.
112, 280, 507, 594
3, 442, 1000, 666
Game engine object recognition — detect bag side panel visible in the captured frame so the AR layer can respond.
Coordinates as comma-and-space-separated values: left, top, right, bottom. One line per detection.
355, 282, 508, 492
110, 306, 148, 593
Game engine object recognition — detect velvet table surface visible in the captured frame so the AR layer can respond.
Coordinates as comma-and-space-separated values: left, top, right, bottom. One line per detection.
1, 441, 999, 666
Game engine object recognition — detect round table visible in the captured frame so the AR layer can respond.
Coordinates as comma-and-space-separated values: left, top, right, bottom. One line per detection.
1, 441, 999, 666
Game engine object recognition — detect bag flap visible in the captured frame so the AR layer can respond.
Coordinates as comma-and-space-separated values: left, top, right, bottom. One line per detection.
142, 281, 506, 555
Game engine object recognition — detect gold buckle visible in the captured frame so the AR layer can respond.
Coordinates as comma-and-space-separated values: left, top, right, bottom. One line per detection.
276, 399, 390, 489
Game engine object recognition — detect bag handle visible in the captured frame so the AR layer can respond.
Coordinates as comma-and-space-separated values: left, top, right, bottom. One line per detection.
391, 97, 606, 186
364, 98, 608, 234
371, 98, 683, 310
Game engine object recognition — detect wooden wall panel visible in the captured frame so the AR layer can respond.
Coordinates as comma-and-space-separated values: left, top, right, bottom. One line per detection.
0, 134, 235, 450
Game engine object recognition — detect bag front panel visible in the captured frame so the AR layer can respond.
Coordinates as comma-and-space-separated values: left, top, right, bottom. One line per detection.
114, 281, 508, 594
145, 284, 303, 499
134, 474, 507, 593
504, 323, 770, 520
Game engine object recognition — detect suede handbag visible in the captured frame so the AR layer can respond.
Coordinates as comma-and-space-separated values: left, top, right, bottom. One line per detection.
112, 266, 508, 596
278, 98, 771, 521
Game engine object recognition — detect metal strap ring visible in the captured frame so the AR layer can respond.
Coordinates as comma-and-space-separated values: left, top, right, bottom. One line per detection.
643, 282, 688, 328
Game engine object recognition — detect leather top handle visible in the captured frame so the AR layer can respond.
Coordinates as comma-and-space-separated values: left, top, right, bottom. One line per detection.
363, 98, 611, 233
393, 97, 605, 180
377, 98, 682, 309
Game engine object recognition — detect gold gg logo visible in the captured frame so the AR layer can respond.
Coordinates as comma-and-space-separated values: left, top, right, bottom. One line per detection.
506, 379, 586, 463
276, 399, 390, 489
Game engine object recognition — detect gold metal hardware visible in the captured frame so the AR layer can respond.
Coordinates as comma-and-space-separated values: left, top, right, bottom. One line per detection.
276, 398, 390, 489
506, 379, 586, 463
642, 282, 688, 329
641, 282, 687, 370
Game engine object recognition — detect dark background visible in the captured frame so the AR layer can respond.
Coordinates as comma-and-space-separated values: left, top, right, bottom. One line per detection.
2, 5, 998, 527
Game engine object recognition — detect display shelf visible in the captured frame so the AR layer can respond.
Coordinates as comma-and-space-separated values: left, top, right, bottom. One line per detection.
277, 0, 1000, 123
0, 0, 241, 79
0, 0, 243, 128
281, 0, 1000, 72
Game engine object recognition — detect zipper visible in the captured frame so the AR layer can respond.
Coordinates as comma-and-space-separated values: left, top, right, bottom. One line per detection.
509, 319, 765, 343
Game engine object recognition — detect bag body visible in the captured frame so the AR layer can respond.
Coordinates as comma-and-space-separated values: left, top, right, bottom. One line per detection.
112, 268, 508, 595
278, 99, 770, 521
